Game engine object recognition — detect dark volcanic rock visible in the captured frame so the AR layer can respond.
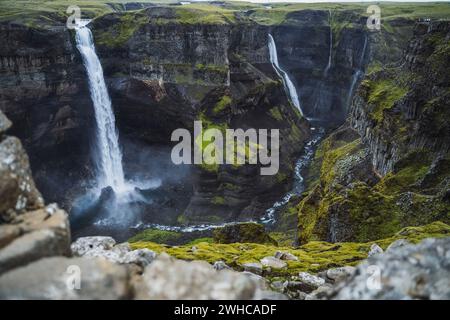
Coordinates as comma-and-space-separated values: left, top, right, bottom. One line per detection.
213, 222, 277, 244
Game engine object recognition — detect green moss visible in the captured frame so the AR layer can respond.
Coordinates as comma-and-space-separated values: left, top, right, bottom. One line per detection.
364, 79, 408, 123
128, 229, 182, 244
269, 107, 283, 121
211, 196, 225, 205
95, 12, 149, 48
131, 221, 450, 277
212, 223, 277, 245
212, 95, 232, 115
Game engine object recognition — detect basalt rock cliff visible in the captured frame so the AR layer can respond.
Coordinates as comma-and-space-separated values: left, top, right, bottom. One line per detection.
294, 21, 450, 244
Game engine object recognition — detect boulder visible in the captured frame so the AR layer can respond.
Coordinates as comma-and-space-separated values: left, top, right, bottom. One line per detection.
0, 111, 11, 134
134, 254, 267, 299
332, 237, 450, 300
297, 272, 325, 292
326, 266, 356, 283
0, 205, 71, 275
71, 236, 156, 267
0, 257, 130, 299
274, 251, 298, 261
260, 256, 287, 269
0, 136, 44, 222
368, 243, 384, 257
212, 223, 277, 245
71, 236, 117, 256
242, 262, 263, 275
213, 260, 231, 271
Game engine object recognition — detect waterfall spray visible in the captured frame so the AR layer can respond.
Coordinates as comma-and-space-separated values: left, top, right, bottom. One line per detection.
75, 24, 125, 192
268, 34, 304, 116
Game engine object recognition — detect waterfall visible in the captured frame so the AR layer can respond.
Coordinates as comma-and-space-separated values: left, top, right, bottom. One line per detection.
345, 36, 368, 110
324, 10, 333, 76
268, 34, 304, 116
75, 25, 125, 192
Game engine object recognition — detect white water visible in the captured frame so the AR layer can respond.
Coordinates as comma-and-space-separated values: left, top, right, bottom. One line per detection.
324, 10, 333, 76
75, 25, 126, 192
268, 34, 304, 116
345, 36, 368, 110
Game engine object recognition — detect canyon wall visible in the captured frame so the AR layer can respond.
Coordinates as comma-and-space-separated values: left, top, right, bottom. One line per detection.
294, 21, 450, 244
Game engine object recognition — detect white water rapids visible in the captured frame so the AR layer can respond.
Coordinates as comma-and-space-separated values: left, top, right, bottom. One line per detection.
75, 24, 126, 192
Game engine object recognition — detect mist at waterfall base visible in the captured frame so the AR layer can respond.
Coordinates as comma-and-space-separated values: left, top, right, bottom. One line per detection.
69, 141, 193, 241
70, 25, 193, 241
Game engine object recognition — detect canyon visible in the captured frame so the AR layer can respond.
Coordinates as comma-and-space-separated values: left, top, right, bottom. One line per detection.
0, 1, 449, 300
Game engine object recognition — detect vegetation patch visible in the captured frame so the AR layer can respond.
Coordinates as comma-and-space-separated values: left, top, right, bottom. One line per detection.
130, 222, 450, 277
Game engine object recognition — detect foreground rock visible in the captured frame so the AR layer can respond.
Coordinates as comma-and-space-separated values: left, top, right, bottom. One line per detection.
134, 254, 283, 300
0, 136, 44, 222
0, 204, 71, 275
331, 237, 450, 300
71, 236, 156, 267
0, 257, 130, 299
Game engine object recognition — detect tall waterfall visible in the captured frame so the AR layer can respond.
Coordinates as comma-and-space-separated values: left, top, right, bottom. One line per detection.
75, 25, 125, 191
268, 34, 304, 116
324, 10, 333, 76
345, 36, 368, 110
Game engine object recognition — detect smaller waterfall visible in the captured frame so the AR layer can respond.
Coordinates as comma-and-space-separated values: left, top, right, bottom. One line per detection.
268, 34, 304, 116
324, 10, 333, 76
345, 36, 368, 110
75, 24, 126, 192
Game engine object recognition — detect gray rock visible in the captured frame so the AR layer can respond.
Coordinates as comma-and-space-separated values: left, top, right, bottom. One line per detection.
260, 256, 287, 269
0, 136, 44, 221
386, 239, 411, 252
297, 272, 325, 292
326, 266, 356, 283
0, 257, 130, 299
332, 237, 450, 300
274, 251, 298, 261
134, 254, 267, 299
242, 262, 263, 275
213, 260, 231, 270
0, 205, 71, 275
121, 249, 156, 267
0, 111, 12, 134
368, 243, 384, 257
304, 284, 333, 300
71, 236, 156, 267
71, 236, 116, 256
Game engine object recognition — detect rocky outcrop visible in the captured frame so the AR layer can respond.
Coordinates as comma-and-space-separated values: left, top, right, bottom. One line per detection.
0, 110, 71, 275
350, 21, 450, 176
331, 237, 450, 300
0, 256, 131, 299
133, 253, 280, 300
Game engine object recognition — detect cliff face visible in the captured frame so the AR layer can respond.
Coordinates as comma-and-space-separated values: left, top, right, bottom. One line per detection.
0, 22, 96, 201
88, 8, 312, 223
295, 21, 450, 244
271, 10, 370, 124
0, 5, 420, 227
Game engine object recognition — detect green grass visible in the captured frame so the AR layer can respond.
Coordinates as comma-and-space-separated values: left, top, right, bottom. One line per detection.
131, 221, 450, 277
1, 1, 449, 28
364, 79, 408, 123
